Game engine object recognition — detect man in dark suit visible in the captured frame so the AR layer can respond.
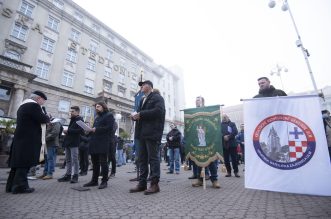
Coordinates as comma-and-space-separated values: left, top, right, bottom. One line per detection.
58, 106, 83, 183
129, 80, 165, 195
6, 90, 49, 194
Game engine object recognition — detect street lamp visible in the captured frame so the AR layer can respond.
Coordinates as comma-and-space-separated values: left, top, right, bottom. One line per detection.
270, 64, 288, 90
115, 113, 122, 136
268, 0, 319, 94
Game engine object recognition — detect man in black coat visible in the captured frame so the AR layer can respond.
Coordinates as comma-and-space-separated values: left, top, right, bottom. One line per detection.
83, 102, 114, 189
6, 91, 49, 194
166, 124, 182, 174
254, 77, 287, 98
129, 80, 165, 195
58, 106, 83, 183
221, 114, 239, 177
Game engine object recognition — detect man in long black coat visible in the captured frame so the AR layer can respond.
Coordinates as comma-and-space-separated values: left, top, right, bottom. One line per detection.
83, 102, 114, 189
6, 91, 49, 194
129, 80, 165, 195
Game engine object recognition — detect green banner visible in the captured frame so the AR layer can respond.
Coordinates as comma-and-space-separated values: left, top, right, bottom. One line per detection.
184, 105, 223, 167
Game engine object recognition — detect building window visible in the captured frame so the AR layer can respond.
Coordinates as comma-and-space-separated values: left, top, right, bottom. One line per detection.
89, 40, 98, 53
81, 105, 91, 119
70, 29, 80, 42
107, 33, 114, 41
58, 100, 70, 112
41, 36, 55, 53
118, 86, 126, 97
47, 15, 60, 31
106, 49, 113, 60
103, 81, 112, 93
4, 50, 20, 61
35, 60, 50, 79
119, 73, 125, 84
87, 59, 96, 71
53, 0, 64, 9
104, 67, 112, 78
74, 11, 83, 22
11, 22, 28, 41
0, 87, 11, 101
84, 79, 94, 94
19, 1, 35, 17
120, 43, 127, 51
62, 70, 74, 87
66, 49, 77, 63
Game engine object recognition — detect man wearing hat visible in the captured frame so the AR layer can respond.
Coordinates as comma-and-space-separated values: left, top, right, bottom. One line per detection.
6, 90, 50, 194
130, 80, 165, 195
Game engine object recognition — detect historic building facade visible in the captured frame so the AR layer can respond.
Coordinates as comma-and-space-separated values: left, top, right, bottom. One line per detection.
0, 0, 185, 137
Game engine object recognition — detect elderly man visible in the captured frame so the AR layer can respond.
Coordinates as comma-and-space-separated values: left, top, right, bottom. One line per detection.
254, 77, 287, 98
130, 80, 165, 195
6, 91, 50, 194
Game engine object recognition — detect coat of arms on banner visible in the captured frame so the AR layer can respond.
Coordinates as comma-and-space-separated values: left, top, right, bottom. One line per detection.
184, 105, 223, 167
253, 114, 316, 170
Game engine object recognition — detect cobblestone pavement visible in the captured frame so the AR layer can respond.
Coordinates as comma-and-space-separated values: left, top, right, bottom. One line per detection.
0, 162, 331, 219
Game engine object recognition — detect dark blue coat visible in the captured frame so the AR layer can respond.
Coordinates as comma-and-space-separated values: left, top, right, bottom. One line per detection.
89, 111, 114, 154
221, 120, 238, 148
134, 92, 165, 142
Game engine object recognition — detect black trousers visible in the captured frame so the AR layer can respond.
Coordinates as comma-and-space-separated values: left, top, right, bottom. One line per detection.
223, 147, 239, 174
91, 153, 108, 183
79, 148, 89, 173
138, 139, 160, 186
6, 167, 30, 193
108, 143, 116, 175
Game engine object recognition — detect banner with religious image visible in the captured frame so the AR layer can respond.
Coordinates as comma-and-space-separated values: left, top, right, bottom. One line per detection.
184, 105, 223, 167
243, 95, 331, 196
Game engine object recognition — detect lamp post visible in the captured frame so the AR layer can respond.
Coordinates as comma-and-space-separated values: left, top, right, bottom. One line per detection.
115, 113, 122, 136
268, 0, 319, 94
270, 64, 288, 90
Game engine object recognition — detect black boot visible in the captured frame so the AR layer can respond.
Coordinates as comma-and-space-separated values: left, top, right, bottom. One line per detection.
58, 174, 71, 182
98, 181, 107, 189
70, 174, 78, 183
83, 181, 98, 187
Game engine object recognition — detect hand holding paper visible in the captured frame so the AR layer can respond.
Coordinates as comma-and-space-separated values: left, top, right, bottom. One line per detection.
76, 120, 93, 132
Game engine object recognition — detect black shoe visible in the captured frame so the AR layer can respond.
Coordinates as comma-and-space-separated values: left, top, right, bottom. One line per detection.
188, 175, 197, 179
129, 177, 139, 182
70, 174, 78, 183
79, 172, 87, 176
188, 167, 192, 170
83, 181, 98, 187
166, 171, 174, 174
98, 181, 107, 189
225, 174, 232, 177
234, 173, 240, 178
58, 174, 71, 182
12, 187, 35, 194
108, 173, 115, 179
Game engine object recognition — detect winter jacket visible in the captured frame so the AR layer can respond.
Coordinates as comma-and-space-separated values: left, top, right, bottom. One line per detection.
254, 85, 287, 98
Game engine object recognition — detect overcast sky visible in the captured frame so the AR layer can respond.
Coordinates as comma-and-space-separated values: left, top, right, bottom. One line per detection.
73, 0, 331, 108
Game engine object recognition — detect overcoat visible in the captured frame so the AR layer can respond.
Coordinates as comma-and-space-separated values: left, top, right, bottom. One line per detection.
134, 92, 165, 142
9, 101, 49, 168
89, 111, 114, 154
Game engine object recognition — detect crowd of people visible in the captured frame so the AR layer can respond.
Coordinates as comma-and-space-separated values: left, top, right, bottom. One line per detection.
5, 76, 331, 195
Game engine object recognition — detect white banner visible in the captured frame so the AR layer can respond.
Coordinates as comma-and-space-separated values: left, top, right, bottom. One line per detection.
243, 95, 331, 196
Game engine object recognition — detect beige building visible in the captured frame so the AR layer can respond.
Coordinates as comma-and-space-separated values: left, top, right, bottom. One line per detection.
0, 0, 185, 136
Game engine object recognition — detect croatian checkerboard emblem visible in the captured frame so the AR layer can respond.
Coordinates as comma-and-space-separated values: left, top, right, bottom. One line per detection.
253, 114, 316, 170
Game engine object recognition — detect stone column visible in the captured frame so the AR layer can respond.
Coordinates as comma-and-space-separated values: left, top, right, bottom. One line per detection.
8, 86, 25, 118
